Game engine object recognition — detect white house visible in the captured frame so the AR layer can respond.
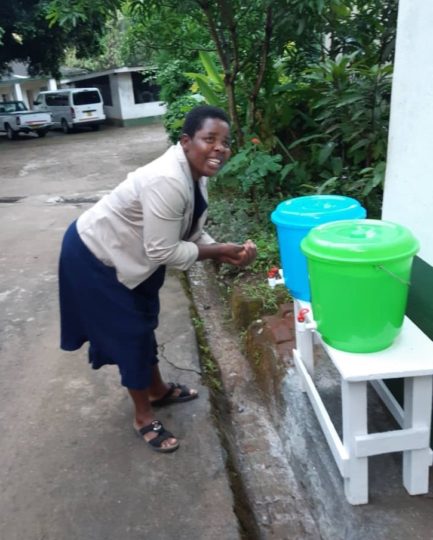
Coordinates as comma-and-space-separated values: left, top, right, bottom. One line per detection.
0, 62, 57, 108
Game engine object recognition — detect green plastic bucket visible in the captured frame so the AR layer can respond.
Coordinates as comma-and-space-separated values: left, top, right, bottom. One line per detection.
301, 219, 419, 353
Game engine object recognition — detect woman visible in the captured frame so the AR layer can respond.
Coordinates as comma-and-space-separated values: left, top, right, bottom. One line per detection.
59, 105, 257, 453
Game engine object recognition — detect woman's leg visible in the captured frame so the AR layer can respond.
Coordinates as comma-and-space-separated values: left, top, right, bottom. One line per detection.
128, 388, 178, 449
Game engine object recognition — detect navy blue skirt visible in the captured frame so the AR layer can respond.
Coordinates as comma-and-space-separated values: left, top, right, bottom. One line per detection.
59, 221, 166, 389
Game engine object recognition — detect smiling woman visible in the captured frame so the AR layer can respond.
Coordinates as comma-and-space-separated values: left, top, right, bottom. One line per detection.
58, 105, 257, 453
181, 116, 232, 179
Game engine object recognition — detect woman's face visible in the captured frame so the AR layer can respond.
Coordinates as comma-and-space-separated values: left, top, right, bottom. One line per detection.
180, 117, 231, 181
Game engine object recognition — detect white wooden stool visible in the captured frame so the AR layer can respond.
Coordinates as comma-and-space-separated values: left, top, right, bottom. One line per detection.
292, 299, 433, 505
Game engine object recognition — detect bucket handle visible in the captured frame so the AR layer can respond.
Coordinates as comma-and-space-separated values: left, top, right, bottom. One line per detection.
375, 265, 411, 287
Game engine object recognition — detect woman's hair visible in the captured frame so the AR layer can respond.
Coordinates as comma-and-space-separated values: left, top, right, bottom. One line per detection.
182, 105, 230, 138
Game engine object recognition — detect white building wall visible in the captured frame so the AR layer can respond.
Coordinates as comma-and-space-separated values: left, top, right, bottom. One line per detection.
117, 72, 135, 118
24, 81, 54, 108
382, 0, 433, 266
127, 100, 166, 119
102, 72, 166, 122
13, 83, 23, 102
48, 78, 57, 91
116, 72, 165, 120
0, 80, 54, 108
105, 72, 123, 119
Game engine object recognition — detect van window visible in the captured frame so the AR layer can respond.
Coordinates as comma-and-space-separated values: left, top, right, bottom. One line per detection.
46, 94, 69, 106
73, 91, 101, 105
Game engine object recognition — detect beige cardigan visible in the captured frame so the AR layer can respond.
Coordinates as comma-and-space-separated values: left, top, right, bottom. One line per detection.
77, 143, 215, 289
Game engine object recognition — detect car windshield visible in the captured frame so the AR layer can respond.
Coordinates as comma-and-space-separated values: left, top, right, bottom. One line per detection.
73, 91, 101, 105
0, 101, 28, 113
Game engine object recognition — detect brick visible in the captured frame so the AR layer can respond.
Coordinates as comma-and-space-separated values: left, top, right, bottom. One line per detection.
278, 302, 294, 319
276, 341, 295, 363
263, 315, 294, 344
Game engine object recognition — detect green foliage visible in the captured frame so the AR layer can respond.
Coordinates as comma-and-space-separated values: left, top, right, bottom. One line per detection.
0, 0, 106, 76
215, 140, 285, 197
156, 59, 197, 105
64, 12, 128, 71
163, 95, 205, 144
206, 192, 282, 275
184, 51, 225, 108
270, 55, 392, 215
238, 282, 290, 315
190, 315, 222, 391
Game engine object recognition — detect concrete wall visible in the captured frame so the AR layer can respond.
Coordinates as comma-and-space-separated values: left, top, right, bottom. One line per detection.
382, 0, 433, 337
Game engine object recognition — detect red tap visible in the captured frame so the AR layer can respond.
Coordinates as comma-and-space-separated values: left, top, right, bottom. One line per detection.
267, 267, 280, 279
297, 308, 310, 323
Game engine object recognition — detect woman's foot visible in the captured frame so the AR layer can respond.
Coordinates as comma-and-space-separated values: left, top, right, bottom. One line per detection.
127, 386, 179, 452
149, 366, 198, 406
133, 419, 179, 453
150, 382, 198, 407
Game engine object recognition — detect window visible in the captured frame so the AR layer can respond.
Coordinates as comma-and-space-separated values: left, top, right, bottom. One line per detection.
132, 72, 161, 104
74, 77, 112, 106
73, 91, 101, 105
0, 102, 27, 112
46, 94, 69, 106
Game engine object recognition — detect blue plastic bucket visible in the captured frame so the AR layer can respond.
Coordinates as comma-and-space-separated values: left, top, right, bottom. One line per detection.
271, 195, 366, 300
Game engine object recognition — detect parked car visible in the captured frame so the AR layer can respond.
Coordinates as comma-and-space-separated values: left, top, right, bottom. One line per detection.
34, 88, 106, 133
0, 101, 53, 139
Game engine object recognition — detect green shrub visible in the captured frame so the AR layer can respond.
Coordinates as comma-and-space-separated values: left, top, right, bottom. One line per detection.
163, 94, 205, 144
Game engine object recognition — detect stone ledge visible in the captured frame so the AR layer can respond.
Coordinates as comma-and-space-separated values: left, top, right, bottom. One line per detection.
188, 263, 320, 539
244, 304, 295, 417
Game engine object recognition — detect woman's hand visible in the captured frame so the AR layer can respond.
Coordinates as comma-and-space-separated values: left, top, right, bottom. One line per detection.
197, 240, 257, 267
217, 240, 257, 267
239, 239, 257, 266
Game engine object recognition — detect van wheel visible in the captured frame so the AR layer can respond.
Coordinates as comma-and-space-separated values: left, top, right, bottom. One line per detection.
91, 124, 100, 131
61, 119, 72, 134
36, 129, 47, 138
6, 125, 18, 140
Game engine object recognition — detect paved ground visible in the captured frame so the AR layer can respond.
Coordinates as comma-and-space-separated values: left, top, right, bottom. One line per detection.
0, 127, 240, 540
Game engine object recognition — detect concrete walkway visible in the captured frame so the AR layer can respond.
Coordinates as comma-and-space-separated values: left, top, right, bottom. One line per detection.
0, 127, 239, 540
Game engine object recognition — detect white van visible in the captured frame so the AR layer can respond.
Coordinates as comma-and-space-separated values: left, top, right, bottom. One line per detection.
34, 88, 106, 133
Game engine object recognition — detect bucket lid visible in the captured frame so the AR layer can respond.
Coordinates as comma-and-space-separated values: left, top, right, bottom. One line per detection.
301, 219, 419, 262
271, 195, 366, 228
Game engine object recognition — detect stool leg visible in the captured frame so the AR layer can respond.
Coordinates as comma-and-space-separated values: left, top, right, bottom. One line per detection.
342, 380, 369, 504
295, 323, 314, 379
294, 301, 314, 379
403, 376, 433, 494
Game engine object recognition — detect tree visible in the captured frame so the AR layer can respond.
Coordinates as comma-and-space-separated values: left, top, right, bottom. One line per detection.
125, 0, 318, 146
0, 0, 106, 77
47, 0, 321, 145
46, 0, 397, 211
